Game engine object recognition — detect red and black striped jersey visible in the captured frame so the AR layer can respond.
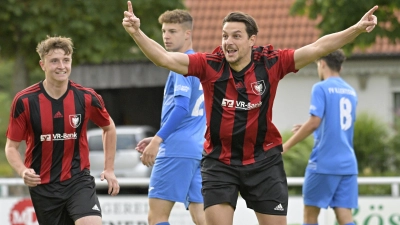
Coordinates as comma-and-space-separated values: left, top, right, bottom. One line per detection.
187, 45, 297, 165
6, 80, 111, 184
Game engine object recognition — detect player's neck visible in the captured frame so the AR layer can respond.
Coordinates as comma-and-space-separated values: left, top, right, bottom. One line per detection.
178, 41, 193, 53
323, 68, 340, 80
43, 79, 69, 100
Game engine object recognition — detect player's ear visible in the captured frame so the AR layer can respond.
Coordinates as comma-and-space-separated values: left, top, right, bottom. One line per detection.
249, 34, 256, 47
185, 29, 192, 40
39, 60, 45, 71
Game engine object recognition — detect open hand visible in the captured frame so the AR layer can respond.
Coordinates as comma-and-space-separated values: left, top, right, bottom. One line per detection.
122, 1, 141, 35
135, 137, 153, 154
100, 170, 120, 196
291, 124, 302, 134
140, 143, 158, 167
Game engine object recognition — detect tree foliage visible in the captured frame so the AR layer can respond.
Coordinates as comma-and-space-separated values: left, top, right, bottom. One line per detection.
290, 0, 400, 54
0, 0, 185, 93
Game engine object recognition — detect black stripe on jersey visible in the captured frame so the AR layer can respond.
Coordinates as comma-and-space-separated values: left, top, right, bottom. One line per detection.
209, 63, 231, 158
264, 52, 278, 69
28, 94, 43, 176
231, 88, 247, 165
51, 101, 64, 182
13, 98, 25, 118
71, 86, 87, 176
230, 62, 253, 165
254, 62, 270, 154
91, 92, 103, 109
207, 56, 224, 72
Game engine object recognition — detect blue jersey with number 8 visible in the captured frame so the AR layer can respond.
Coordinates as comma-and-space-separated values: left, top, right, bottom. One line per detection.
308, 77, 358, 175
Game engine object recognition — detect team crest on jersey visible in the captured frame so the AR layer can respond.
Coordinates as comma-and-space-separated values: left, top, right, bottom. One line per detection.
250, 80, 266, 95
69, 114, 81, 128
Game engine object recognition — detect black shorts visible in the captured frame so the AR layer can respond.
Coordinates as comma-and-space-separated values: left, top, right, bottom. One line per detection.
29, 169, 101, 225
201, 147, 288, 215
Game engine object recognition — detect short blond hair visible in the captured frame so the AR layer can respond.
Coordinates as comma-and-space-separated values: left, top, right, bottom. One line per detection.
36, 36, 74, 60
158, 9, 193, 30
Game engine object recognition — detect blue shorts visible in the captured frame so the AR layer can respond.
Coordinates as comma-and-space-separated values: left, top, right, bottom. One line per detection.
303, 170, 358, 209
149, 157, 203, 208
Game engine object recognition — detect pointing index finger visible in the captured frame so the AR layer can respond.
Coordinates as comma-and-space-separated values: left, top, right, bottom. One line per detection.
127, 1, 133, 14
367, 5, 378, 16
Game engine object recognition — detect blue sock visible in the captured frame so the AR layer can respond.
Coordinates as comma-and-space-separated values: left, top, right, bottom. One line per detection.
155, 223, 170, 225
345, 223, 355, 225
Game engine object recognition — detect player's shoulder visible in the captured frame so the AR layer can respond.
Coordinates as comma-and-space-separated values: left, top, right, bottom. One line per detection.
13, 82, 41, 100
70, 80, 99, 95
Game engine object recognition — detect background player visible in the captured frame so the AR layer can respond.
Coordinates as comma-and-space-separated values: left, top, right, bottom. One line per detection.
135, 9, 206, 225
283, 50, 358, 225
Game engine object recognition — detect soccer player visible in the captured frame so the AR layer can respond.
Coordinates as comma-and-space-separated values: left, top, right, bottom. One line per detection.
283, 50, 358, 225
5, 36, 120, 225
135, 9, 206, 225
122, 1, 377, 224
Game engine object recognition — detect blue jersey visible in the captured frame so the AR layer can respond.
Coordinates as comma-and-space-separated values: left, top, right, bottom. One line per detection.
308, 77, 358, 175
157, 50, 205, 159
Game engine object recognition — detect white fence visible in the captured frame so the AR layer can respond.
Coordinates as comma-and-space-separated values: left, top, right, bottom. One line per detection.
1, 176, 400, 197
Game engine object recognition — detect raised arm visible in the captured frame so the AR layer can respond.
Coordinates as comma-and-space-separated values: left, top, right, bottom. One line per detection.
294, 5, 378, 70
122, 1, 189, 75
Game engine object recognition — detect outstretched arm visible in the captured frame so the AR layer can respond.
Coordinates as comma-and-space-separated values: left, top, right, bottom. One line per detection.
282, 115, 321, 153
122, 1, 189, 75
294, 5, 378, 70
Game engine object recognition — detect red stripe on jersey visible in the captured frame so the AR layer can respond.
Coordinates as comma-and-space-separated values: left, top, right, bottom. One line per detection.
264, 74, 282, 150
218, 80, 237, 164
7, 85, 40, 141
22, 98, 33, 167
61, 90, 75, 181
39, 93, 53, 184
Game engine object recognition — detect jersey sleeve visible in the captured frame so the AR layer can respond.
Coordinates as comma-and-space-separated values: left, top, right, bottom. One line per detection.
310, 84, 325, 119
6, 97, 28, 141
89, 92, 111, 127
187, 53, 208, 81
277, 49, 297, 79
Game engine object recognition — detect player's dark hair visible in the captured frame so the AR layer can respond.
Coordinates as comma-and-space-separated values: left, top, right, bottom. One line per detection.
36, 36, 73, 60
222, 12, 259, 38
319, 49, 346, 72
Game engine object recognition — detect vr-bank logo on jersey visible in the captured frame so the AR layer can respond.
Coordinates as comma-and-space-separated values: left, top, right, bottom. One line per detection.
69, 114, 81, 128
221, 98, 262, 110
40, 134, 51, 141
250, 80, 266, 95
40, 132, 78, 141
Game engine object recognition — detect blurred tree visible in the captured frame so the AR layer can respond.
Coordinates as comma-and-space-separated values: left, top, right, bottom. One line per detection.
0, 92, 14, 177
0, 0, 185, 95
290, 0, 400, 54
353, 112, 389, 174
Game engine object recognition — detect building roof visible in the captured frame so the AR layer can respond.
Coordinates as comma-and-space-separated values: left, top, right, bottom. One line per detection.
186, 0, 400, 57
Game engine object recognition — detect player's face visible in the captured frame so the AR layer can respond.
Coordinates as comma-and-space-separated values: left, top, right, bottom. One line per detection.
222, 22, 255, 69
40, 49, 72, 83
162, 23, 188, 52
